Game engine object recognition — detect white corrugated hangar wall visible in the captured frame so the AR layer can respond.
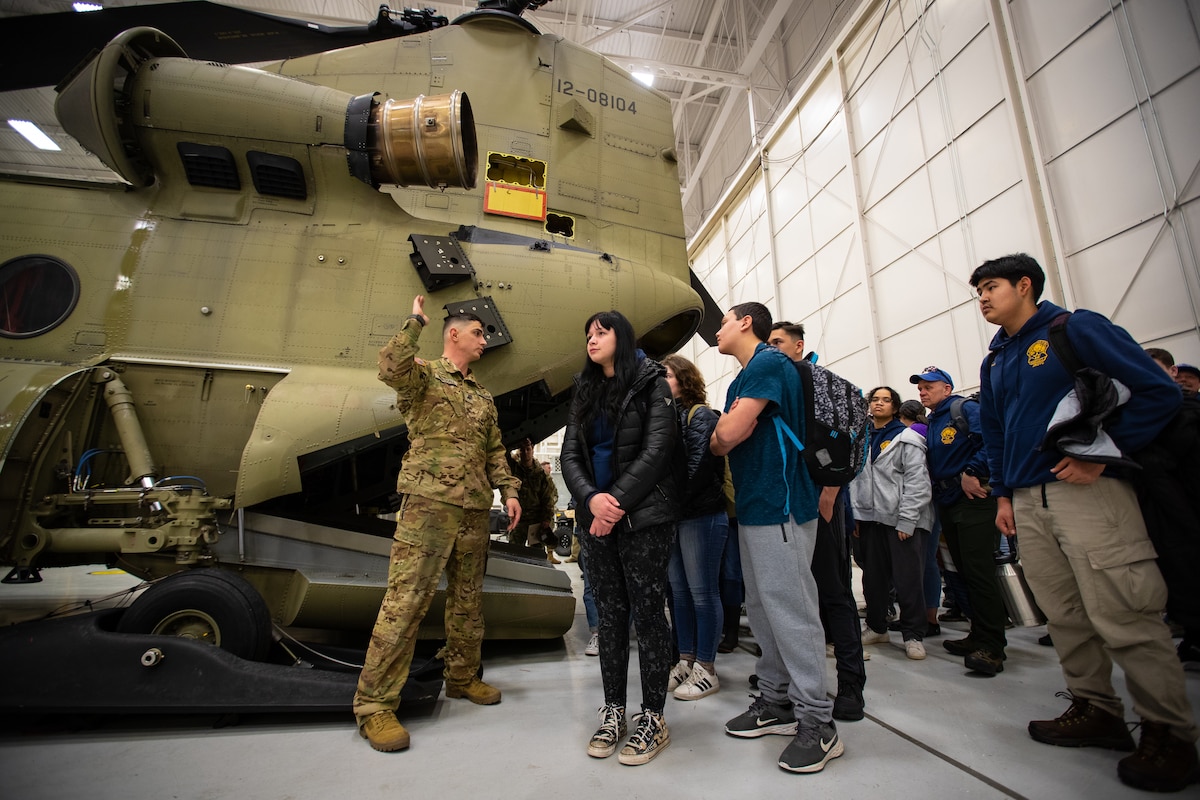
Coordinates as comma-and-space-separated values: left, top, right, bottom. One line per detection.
682, 0, 1200, 408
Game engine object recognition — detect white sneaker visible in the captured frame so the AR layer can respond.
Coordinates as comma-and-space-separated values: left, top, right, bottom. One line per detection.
667, 659, 691, 692
673, 662, 719, 700
905, 639, 926, 660
585, 632, 600, 657
861, 626, 889, 645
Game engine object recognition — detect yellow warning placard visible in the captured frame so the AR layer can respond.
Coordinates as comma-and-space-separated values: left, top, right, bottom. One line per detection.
484, 181, 548, 221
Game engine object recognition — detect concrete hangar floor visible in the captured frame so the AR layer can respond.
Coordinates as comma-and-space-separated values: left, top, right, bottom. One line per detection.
0, 563, 1196, 800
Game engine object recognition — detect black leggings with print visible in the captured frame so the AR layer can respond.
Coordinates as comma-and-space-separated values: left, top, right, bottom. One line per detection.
579, 521, 676, 713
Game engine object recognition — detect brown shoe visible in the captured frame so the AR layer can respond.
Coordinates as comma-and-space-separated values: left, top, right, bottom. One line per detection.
964, 649, 1004, 676
359, 711, 410, 751
1028, 693, 1134, 750
445, 678, 502, 705
1118, 721, 1200, 792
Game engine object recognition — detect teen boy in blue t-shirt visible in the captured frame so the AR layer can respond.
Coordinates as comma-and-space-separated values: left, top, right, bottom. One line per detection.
710, 301, 841, 775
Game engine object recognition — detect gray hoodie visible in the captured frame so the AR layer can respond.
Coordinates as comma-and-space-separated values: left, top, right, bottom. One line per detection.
850, 425, 934, 534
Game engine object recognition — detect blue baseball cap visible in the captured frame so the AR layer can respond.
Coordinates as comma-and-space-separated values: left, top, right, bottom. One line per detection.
1177, 363, 1200, 379
910, 366, 954, 387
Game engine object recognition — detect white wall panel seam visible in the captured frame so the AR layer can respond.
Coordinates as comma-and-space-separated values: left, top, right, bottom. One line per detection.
988, 0, 1071, 308
833, 40, 881, 378
1103, 0, 1200, 335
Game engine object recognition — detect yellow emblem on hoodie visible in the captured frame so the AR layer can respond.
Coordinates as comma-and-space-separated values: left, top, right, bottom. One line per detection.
1027, 339, 1049, 368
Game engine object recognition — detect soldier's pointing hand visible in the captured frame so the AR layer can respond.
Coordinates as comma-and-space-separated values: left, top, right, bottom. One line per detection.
412, 295, 429, 325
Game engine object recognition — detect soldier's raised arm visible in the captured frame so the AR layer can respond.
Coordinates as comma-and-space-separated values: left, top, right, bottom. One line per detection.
378, 295, 432, 411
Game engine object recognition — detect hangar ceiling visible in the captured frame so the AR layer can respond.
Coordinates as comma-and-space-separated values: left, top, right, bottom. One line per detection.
0, 0, 858, 237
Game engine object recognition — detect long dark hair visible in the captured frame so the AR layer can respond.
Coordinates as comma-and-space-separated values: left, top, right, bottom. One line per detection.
573, 310, 639, 430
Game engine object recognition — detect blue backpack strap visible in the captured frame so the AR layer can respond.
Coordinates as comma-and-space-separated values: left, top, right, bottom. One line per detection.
772, 416, 805, 518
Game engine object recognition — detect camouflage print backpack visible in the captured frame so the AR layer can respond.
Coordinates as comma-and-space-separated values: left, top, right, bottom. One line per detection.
782, 356, 870, 486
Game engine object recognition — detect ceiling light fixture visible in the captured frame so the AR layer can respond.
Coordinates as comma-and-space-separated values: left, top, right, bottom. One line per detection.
632, 71, 655, 88
73, 2, 104, 11
8, 120, 61, 151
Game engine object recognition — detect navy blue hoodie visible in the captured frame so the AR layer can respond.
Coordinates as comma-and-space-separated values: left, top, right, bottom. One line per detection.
978, 300, 1181, 497
926, 394, 990, 505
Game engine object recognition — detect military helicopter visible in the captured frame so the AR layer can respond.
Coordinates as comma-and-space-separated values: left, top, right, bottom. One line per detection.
0, 0, 716, 710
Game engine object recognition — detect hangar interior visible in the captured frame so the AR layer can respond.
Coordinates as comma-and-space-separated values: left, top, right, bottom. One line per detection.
0, 1, 1197, 798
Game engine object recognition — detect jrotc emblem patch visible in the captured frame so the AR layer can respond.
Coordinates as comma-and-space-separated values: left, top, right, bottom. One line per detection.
941, 427, 957, 445
1027, 339, 1049, 368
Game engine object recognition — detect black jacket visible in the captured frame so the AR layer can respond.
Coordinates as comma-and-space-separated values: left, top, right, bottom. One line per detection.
678, 404, 727, 519
560, 357, 683, 532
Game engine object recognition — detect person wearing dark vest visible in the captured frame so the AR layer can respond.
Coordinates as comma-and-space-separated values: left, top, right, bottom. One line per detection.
661, 354, 729, 701
912, 367, 1009, 677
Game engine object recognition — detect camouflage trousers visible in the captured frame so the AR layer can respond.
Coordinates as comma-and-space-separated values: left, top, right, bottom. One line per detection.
353, 493, 490, 723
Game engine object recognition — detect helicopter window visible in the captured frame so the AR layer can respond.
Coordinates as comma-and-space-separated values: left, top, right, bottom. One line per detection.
247, 151, 307, 200
177, 142, 240, 190
0, 255, 80, 338
545, 213, 574, 238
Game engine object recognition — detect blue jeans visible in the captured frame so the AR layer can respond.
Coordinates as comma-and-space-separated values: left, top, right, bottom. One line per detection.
577, 528, 599, 630
667, 511, 729, 663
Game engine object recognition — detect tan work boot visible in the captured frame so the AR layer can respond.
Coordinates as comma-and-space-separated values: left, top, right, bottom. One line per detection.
359, 711, 410, 752
445, 677, 502, 705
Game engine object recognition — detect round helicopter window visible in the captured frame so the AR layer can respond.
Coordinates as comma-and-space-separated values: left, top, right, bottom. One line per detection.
0, 255, 80, 338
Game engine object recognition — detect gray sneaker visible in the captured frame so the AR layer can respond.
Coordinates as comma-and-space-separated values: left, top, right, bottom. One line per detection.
725, 694, 798, 738
779, 718, 844, 773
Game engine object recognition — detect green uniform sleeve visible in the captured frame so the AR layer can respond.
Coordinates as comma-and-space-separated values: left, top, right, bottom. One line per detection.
486, 424, 521, 503
377, 318, 428, 414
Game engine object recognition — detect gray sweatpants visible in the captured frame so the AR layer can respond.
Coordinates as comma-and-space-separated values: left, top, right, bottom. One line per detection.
740, 515, 833, 723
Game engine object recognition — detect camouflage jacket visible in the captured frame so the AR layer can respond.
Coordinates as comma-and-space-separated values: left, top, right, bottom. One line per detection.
507, 455, 557, 526
378, 317, 519, 510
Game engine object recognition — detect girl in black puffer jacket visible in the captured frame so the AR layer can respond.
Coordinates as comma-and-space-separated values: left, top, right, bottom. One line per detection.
560, 310, 681, 767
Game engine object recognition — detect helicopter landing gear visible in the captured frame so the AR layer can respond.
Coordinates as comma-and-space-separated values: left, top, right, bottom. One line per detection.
117, 569, 272, 662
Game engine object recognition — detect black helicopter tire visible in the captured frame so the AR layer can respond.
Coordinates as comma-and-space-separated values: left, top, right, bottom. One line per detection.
117, 569, 273, 662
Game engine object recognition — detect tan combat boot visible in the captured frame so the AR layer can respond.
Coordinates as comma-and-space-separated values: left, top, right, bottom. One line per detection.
359, 711, 410, 751
445, 677, 502, 705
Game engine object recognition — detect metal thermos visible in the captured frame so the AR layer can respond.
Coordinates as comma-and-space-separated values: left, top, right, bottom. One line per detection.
994, 535, 1046, 627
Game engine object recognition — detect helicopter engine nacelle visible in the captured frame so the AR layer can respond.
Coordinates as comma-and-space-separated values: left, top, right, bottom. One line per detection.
54, 27, 475, 192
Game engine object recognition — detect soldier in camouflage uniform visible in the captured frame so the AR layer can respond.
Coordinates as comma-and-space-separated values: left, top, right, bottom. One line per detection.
354, 294, 522, 752
506, 438, 559, 560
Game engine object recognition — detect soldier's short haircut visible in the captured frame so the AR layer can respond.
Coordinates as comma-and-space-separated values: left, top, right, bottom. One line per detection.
771, 320, 805, 342
443, 311, 485, 336
729, 301, 773, 343
969, 253, 1046, 301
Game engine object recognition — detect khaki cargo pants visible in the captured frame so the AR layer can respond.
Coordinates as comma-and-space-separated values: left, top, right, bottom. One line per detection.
1015, 478, 1197, 741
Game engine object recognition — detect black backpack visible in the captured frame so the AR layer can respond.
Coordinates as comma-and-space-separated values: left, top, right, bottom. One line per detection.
948, 393, 982, 448
778, 357, 870, 486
